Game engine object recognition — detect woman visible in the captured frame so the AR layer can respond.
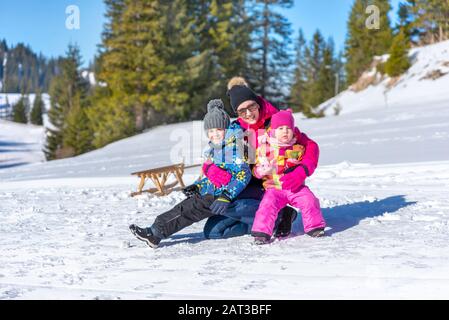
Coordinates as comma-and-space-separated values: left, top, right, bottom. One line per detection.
201, 77, 320, 239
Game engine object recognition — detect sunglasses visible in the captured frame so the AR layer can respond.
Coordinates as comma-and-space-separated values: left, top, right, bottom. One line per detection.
237, 103, 259, 117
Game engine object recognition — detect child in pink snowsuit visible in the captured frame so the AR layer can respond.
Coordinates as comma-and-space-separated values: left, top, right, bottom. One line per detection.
251, 109, 326, 244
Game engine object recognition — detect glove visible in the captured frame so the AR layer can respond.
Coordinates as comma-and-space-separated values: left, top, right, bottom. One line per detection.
182, 184, 199, 198
280, 165, 307, 192
210, 196, 231, 215
202, 161, 232, 188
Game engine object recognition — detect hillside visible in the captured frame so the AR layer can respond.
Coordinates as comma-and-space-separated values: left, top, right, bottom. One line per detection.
318, 40, 449, 116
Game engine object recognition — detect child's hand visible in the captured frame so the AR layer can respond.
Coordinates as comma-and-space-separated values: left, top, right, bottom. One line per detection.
254, 158, 273, 177
286, 158, 301, 167
203, 161, 232, 188
259, 162, 273, 175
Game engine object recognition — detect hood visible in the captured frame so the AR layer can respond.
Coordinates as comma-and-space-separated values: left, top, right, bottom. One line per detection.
237, 96, 279, 131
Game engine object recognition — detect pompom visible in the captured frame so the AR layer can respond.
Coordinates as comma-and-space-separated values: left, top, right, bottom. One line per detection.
207, 99, 225, 112
227, 77, 249, 91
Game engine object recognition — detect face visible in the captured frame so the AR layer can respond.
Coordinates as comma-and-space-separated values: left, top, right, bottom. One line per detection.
274, 125, 294, 144
237, 100, 260, 125
207, 128, 226, 145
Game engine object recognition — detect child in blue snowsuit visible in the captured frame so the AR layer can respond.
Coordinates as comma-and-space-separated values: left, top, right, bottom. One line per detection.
129, 99, 253, 248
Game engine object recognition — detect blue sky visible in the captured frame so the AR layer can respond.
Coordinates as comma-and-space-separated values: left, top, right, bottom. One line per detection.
0, 0, 401, 67
0, 0, 105, 66
281, 0, 401, 52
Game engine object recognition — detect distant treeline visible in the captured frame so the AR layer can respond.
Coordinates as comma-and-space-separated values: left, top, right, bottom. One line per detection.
0, 40, 64, 93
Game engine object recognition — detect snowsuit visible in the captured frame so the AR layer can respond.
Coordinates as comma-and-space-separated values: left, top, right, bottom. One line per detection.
251, 130, 326, 237
151, 126, 251, 239
204, 97, 321, 239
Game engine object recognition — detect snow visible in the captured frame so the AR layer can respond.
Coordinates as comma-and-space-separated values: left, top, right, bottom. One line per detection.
1, 41, 449, 300
0, 120, 45, 170
81, 70, 97, 86
0, 93, 51, 128
319, 40, 449, 116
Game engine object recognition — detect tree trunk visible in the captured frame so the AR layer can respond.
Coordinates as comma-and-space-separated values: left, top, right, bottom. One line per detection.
261, 1, 269, 97
134, 104, 145, 131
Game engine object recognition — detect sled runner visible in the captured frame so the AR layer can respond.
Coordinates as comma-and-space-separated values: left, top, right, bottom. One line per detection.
130, 163, 200, 197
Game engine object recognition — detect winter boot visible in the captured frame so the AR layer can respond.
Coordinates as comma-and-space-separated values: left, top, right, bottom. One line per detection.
252, 232, 272, 245
254, 236, 273, 245
306, 227, 325, 238
275, 208, 298, 238
129, 224, 162, 248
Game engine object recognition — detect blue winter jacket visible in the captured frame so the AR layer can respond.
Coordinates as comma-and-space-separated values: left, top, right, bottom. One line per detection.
194, 125, 251, 201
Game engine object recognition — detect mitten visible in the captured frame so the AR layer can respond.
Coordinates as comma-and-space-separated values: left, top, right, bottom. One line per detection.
202, 161, 232, 188
280, 165, 307, 192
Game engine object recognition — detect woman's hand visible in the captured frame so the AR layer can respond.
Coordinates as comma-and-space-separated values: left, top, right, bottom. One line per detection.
210, 196, 231, 215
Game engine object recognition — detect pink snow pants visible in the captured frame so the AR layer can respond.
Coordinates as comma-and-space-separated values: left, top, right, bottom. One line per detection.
251, 186, 326, 237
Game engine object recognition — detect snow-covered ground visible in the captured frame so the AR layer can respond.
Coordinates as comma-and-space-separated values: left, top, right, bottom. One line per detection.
1, 41, 449, 300
1, 97, 449, 299
0, 120, 45, 170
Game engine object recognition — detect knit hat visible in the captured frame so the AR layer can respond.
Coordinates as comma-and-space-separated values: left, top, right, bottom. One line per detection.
271, 109, 295, 131
226, 77, 259, 114
203, 99, 230, 131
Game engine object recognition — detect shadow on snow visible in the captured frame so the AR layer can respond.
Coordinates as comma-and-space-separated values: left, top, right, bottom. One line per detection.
160, 195, 416, 246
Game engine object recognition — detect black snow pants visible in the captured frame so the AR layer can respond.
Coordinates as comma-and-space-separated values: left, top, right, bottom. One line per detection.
151, 194, 215, 239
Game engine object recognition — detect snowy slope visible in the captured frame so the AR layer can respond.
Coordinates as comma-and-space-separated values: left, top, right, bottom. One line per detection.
318, 40, 449, 116
1, 96, 448, 182
1, 42, 449, 299
0, 120, 45, 170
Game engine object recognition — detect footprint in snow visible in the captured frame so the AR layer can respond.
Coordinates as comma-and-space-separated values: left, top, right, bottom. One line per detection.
242, 280, 266, 291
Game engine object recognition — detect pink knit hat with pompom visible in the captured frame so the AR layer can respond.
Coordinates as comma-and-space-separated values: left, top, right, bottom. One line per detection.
271, 109, 294, 130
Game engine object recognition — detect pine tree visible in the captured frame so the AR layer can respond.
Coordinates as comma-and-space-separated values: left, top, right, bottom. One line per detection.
30, 92, 44, 125
289, 29, 307, 112
44, 44, 88, 160
301, 30, 325, 117
248, 0, 294, 107
178, 0, 251, 117
198, 0, 251, 113
396, 1, 421, 44
335, 50, 347, 94
0, 40, 61, 93
86, 87, 135, 148
385, 28, 411, 77
291, 30, 341, 117
409, 0, 449, 44
146, 0, 197, 121
89, 0, 136, 147
345, 0, 394, 85
0, 40, 7, 91
63, 93, 93, 156
12, 95, 28, 123
316, 39, 337, 107
94, 0, 197, 136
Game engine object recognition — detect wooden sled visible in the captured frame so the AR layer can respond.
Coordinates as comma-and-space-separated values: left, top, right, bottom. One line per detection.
130, 163, 201, 197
